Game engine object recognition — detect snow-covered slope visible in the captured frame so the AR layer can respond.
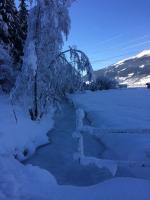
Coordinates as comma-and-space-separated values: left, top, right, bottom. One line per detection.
94, 50, 150, 87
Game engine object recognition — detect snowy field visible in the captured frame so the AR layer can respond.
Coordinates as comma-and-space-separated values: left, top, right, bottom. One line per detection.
71, 88, 150, 129
70, 89, 150, 177
0, 89, 150, 199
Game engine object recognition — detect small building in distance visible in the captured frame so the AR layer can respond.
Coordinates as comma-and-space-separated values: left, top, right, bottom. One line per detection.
146, 82, 150, 89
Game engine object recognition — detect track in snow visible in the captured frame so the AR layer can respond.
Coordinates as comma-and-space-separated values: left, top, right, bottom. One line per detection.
24, 102, 111, 186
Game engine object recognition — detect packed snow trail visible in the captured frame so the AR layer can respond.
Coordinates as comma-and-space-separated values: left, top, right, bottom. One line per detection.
24, 102, 111, 186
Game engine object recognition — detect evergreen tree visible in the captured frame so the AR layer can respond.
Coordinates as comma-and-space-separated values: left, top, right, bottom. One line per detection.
18, 0, 28, 55
0, 0, 17, 45
0, 0, 21, 64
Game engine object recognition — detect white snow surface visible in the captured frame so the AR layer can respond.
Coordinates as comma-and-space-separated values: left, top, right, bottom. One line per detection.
1, 159, 150, 200
1, 91, 150, 199
70, 89, 150, 176
71, 89, 150, 129
0, 95, 54, 160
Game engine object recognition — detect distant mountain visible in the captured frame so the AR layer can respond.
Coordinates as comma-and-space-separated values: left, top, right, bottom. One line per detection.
94, 50, 150, 87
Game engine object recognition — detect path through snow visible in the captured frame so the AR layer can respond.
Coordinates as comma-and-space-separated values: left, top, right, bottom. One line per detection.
24, 102, 111, 186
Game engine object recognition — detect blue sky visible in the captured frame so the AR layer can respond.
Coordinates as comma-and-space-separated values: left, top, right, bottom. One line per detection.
15, 0, 150, 70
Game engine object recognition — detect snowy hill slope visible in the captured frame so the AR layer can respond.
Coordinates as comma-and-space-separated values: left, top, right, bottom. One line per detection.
94, 50, 150, 87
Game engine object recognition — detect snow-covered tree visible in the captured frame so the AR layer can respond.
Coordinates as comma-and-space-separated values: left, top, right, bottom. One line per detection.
0, 0, 22, 64
18, 0, 28, 60
12, 0, 94, 120
12, 0, 75, 119
0, 1, 18, 92
49, 47, 94, 95
0, 0, 13, 45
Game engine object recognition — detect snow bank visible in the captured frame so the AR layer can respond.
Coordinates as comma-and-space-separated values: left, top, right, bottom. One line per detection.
0, 95, 54, 160
56, 178, 150, 200
0, 156, 57, 200
1, 157, 150, 200
0, 94, 56, 199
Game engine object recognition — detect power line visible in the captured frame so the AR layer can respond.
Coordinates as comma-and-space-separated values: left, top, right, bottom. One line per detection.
90, 48, 150, 64
90, 33, 150, 55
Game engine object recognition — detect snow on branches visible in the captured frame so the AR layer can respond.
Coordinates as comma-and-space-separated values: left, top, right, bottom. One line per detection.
50, 47, 94, 88
13, 0, 93, 120
12, 0, 76, 119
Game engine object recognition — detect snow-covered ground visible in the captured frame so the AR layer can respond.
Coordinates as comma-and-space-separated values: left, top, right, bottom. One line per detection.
25, 103, 113, 186
1, 89, 150, 199
0, 94, 54, 160
0, 94, 56, 199
71, 88, 150, 129
69, 88, 150, 194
